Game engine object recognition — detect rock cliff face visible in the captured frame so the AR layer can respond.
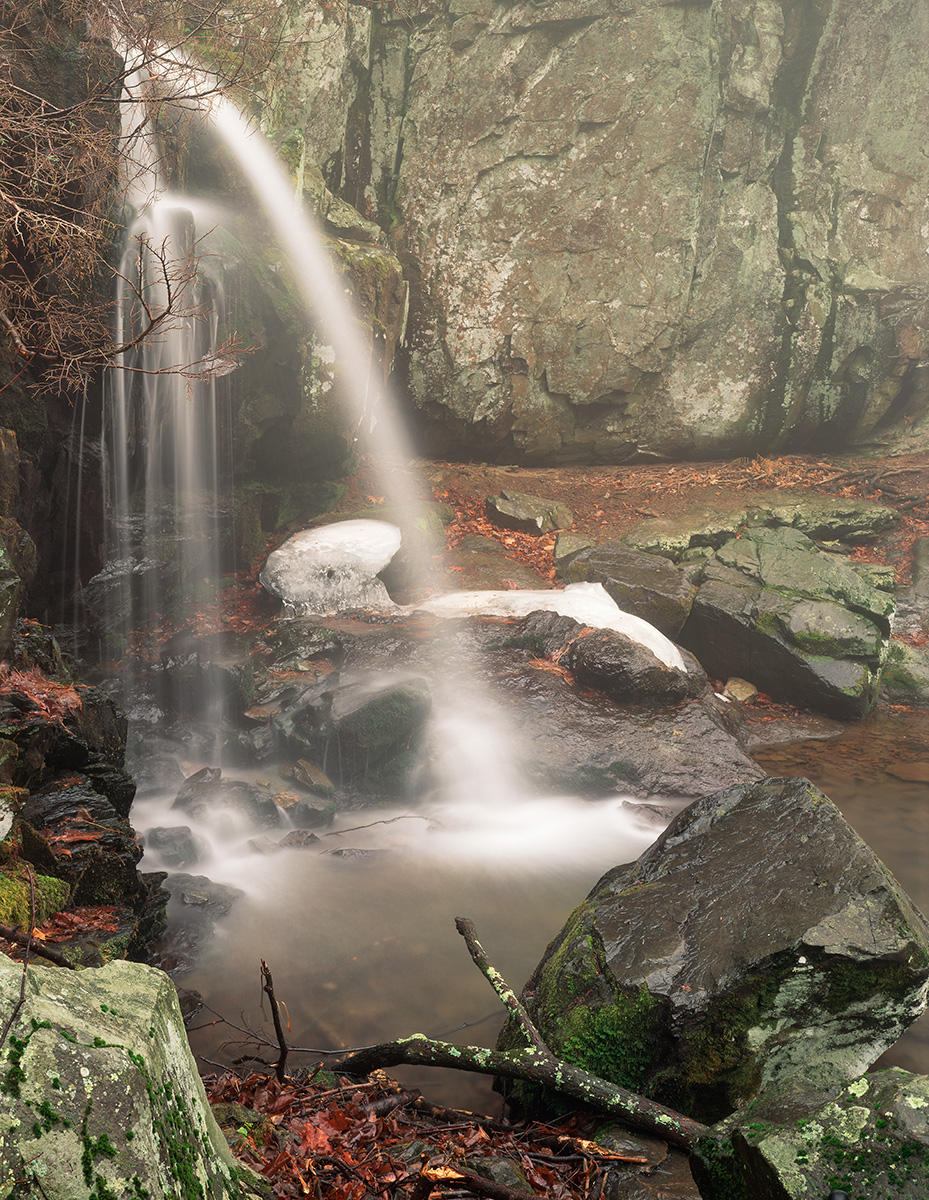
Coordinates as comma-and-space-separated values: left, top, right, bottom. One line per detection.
276, 0, 929, 462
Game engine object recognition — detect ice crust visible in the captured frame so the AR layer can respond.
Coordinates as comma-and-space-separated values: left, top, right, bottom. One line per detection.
259, 519, 685, 670
411, 582, 685, 671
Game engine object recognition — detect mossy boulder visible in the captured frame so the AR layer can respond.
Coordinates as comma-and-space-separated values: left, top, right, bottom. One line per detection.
679, 526, 892, 717
0, 954, 264, 1198
881, 641, 929, 705
624, 495, 900, 561
695, 1069, 929, 1199
507, 777, 929, 1125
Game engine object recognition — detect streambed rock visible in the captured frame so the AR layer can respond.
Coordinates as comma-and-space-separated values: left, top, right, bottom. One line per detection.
679, 525, 893, 717
485, 489, 573, 534
0, 954, 260, 1199
509, 777, 929, 1125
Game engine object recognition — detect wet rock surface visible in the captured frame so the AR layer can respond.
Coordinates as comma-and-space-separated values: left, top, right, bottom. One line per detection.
511, 777, 929, 1125
562, 542, 697, 638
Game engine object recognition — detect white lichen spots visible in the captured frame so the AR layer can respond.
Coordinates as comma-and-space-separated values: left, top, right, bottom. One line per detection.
798, 956, 807, 965
79, 1067, 90, 1079
904, 1093, 928, 1109
846, 1078, 869, 1098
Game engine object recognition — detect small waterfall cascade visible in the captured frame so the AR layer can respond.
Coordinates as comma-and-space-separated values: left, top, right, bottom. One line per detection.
96, 62, 232, 662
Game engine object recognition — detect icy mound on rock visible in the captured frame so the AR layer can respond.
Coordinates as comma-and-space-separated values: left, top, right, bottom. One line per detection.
260, 519, 402, 615
411, 581, 685, 671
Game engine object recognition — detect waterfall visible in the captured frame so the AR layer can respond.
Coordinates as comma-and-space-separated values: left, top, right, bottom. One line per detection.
95, 61, 233, 665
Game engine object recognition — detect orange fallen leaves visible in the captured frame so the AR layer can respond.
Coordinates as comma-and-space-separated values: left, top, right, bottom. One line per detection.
0, 665, 84, 721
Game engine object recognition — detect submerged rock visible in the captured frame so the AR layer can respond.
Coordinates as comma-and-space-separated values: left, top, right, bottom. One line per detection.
0, 954, 260, 1198
679, 526, 893, 718
259, 519, 401, 614
172, 771, 282, 829
508, 777, 929, 1125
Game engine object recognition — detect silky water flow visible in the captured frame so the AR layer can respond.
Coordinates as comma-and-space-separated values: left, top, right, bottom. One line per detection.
91, 67, 668, 1103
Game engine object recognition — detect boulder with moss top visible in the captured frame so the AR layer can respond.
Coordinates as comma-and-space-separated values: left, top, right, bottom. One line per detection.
678, 525, 894, 718
504, 777, 929, 1127
0, 954, 266, 1198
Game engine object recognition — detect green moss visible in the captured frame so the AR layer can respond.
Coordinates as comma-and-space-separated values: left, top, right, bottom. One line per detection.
0, 868, 69, 927
823, 957, 921, 1016
560, 987, 661, 1092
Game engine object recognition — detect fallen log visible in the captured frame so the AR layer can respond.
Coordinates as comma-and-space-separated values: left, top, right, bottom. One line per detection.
326, 916, 709, 1152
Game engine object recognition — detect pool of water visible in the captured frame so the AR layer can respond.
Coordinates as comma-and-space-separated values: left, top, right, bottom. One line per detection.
134, 705, 929, 1111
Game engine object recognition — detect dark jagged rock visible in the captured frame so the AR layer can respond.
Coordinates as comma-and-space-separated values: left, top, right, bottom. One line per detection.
272, 675, 431, 793
508, 778, 929, 1126
20, 776, 143, 909
679, 526, 893, 718
564, 629, 705, 706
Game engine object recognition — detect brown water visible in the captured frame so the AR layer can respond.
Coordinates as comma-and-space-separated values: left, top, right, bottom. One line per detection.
757, 707, 929, 1075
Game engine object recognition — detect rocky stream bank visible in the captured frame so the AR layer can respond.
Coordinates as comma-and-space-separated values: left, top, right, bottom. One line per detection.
1, 451, 929, 1197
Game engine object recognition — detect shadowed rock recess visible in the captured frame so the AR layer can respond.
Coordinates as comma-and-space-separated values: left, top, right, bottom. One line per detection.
276, 0, 929, 461
505, 777, 929, 1126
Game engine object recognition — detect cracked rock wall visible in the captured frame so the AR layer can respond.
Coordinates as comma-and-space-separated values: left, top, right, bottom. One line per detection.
271, 0, 929, 462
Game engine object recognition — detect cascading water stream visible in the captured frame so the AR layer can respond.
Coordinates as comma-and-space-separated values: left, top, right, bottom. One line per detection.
88, 58, 673, 1103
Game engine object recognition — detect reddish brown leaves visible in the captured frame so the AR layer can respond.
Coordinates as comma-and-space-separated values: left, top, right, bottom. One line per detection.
34, 906, 121, 943
0, 665, 84, 721
205, 1070, 609, 1200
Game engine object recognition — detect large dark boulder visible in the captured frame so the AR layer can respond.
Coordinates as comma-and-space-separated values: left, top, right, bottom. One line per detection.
272, 674, 431, 793
508, 777, 929, 1125
679, 526, 893, 717
562, 542, 697, 638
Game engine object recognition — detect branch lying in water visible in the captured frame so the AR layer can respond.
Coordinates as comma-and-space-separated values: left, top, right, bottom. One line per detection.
324, 916, 709, 1153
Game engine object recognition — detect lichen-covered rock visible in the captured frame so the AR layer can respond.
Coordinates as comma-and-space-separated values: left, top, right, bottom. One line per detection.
508, 777, 929, 1125
284, 1, 929, 461
695, 1069, 929, 1199
0, 954, 263, 1199
562, 543, 697, 638
679, 526, 893, 717
881, 640, 929, 706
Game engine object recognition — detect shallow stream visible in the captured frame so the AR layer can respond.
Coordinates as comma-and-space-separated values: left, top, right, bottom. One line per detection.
130, 703, 929, 1112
